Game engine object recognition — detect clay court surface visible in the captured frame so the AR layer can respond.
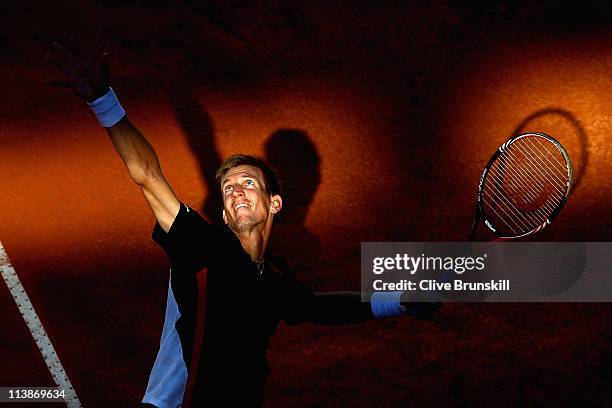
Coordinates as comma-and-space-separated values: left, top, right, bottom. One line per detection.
1, 1, 611, 406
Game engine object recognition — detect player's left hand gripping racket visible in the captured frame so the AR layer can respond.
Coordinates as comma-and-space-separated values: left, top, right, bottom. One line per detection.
469, 132, 573, 241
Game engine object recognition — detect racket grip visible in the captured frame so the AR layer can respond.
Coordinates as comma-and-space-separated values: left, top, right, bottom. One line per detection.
468, 206, 480, 242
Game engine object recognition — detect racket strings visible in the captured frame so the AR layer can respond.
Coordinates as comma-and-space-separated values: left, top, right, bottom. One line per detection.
486, 148, 565, 230
483, 170, 543, 232
503, 138, 567, 203
483, 175, 546, 235
532, 137, 568, 176
481, 188, 527, 234
484, 167, 552, 234
512, 139, 567, 190
513, 140, 567, 206
489, 159, 562, 222
484, 162, 550, 231
496, 152, 557, 215
502, 144, 565, 210
491, 150, 559, 223
481, 135, 570, 236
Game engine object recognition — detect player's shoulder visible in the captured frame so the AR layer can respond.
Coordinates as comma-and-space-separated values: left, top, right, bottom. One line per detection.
175, 203, 211, 225
180, 203, 229, 237
154, 203, 222, 243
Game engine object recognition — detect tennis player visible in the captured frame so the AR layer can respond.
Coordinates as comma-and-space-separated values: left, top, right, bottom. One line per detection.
46, 42, 439, 408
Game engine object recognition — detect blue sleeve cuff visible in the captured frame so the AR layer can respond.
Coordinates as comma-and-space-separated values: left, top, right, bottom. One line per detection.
371, 291, 406, 318
87, 87, 126, 127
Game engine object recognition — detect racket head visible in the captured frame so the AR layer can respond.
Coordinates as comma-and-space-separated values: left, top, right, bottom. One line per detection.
476, 132, 573, 239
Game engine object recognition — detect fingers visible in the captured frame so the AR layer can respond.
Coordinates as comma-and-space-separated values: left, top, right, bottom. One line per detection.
44, 39, 111, 100
45, 42, 74, 73
45, 53, 68, 72
45, 39, 88, 69
51, 41, 74, 59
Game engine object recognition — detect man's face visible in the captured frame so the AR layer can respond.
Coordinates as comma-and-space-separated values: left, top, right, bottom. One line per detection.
221, 165, 280, 233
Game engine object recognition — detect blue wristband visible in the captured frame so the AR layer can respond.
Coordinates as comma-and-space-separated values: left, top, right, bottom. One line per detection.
371, 291, 406, 318
87, 87, 126, 127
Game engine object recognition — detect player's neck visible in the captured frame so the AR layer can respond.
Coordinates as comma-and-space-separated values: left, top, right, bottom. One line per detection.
234, 223, 271, 262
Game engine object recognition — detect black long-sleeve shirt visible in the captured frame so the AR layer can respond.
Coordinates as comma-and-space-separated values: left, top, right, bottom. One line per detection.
145, 203, 378, 407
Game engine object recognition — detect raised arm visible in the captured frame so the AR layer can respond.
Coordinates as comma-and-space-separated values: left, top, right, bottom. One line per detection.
105, 118, 180, 231
46, 42, 179, 231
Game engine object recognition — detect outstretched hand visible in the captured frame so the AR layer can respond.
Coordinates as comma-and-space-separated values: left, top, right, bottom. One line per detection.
45, 40, 110, 102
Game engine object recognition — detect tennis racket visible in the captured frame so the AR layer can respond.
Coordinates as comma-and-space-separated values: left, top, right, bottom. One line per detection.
469, 132, 573, 241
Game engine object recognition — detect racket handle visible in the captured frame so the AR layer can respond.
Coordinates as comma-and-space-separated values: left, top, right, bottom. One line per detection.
468, 206, 480, 242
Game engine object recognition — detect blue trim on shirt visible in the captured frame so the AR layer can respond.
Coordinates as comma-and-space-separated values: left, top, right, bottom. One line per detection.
142, 272, 188, 408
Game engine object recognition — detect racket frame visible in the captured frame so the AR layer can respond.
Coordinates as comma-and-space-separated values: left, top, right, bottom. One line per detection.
471, 132, 573, 240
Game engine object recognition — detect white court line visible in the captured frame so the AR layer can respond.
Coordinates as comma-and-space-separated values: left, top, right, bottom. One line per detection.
0, 240, 82, 408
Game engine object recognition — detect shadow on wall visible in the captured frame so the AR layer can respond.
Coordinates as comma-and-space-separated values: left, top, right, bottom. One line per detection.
166, 83, 223, 222
264, 129, 320, 226
264, 129, 322, 275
